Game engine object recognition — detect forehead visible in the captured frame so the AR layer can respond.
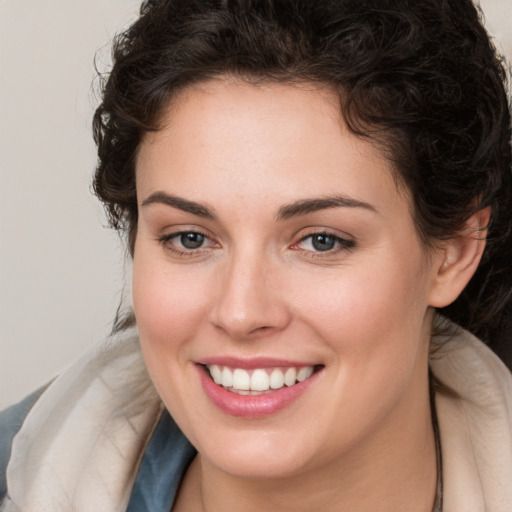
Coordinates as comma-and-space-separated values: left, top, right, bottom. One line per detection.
135, 78, 408, 220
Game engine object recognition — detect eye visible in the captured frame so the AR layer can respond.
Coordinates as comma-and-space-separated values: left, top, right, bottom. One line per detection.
158, 230, 216, 255
177, 232, 206, 249
303, 233, 337, 251
294, 232, 355, 253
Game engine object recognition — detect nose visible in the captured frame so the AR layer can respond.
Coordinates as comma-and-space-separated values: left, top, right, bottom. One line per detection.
209, 250, 291, 340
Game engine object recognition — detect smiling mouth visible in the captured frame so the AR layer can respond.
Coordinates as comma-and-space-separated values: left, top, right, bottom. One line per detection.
205, 364, 322, 395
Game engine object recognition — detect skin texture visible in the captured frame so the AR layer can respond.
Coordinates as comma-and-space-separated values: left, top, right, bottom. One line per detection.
132, 79, 486, 511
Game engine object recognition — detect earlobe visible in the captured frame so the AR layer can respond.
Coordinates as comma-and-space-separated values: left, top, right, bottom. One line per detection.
428, 207, 490, 308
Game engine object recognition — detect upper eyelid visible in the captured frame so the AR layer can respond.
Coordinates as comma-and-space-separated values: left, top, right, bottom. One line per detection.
299, 231, 347, 240
294, 226, 354, 242
159, 230, 211, 243
292, 229, 356, 252
158, 227, 211, 239
160, 229, 206, 238
297, 233, 353, 246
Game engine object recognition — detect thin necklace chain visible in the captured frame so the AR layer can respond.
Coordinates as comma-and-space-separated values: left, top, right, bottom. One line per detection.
430, 372, 443, 512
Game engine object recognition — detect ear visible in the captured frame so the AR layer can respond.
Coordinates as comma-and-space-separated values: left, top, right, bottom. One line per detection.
428, 207, 490, 308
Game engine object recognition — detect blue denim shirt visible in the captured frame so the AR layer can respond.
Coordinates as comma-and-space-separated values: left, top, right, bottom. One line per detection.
0, 391, 196, 512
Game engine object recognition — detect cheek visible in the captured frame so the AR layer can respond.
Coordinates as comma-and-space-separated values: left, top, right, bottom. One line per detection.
131, 251, 211, 418
132, 251, 210, 354
292, 250, 430, 361
291, 256, 431, 433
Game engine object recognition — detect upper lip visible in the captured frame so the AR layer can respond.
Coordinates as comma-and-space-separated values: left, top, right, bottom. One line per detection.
196, 356, 321, 369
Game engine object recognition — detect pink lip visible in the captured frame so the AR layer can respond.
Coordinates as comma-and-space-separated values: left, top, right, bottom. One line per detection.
197, 356, 316, 369
196, 364, 322, 418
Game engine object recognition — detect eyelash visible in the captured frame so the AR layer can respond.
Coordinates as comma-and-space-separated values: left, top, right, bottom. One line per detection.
157, 230, 355, 258
157, 230, 214, 257
292, 232, 355, 256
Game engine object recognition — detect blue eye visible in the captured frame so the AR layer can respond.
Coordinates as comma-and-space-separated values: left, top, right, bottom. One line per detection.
158, 231, 210, 253
297, 232, 354, 253
310, 234, 337, 251
179, 232, 206, 249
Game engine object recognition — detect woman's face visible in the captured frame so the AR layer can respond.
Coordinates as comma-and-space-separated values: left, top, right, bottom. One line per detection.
133, 79, 442, 479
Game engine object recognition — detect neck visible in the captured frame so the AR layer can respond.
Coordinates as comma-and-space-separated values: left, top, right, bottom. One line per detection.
173, 379, 438, 512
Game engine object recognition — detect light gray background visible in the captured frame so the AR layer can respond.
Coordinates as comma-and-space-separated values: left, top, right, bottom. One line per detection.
0, 0, 141, 408
1, 0, 511, 408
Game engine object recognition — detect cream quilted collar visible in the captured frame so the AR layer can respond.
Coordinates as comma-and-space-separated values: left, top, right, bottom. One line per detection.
2, 327, 162, 512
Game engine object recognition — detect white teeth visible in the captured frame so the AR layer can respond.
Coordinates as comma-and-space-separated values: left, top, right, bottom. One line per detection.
210, 365, 222, 384
251, 369, 270, 391
284, 368, 297, 387
297, 366, 314, 382
233, 369, 251, 390
207, 365, 316, 392
269, 368, 285, 389
221, 367, 233, 388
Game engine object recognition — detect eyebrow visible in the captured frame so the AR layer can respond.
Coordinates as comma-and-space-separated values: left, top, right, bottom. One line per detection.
141, 191, 376, 221
141, 191, 216, 219
276, 195, 377, 220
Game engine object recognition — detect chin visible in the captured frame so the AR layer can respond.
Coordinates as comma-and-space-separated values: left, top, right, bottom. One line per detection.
184, 419, 330, 480
205, 439, 313, 479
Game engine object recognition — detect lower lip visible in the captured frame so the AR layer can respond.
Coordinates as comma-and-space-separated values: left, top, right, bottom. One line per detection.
197, 365, 320, 418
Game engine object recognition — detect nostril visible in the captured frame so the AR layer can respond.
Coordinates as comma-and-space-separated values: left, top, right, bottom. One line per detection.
250, 325, 272, 333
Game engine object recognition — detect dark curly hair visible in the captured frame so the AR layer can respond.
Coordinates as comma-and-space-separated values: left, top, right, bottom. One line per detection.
93, 0, 512, 365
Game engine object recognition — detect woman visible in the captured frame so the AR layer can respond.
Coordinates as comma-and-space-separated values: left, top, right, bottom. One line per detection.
1, 0, 511, 510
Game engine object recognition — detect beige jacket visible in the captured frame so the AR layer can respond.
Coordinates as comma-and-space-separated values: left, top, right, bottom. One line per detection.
1, 321, 512, 511
433, 324, 512, 511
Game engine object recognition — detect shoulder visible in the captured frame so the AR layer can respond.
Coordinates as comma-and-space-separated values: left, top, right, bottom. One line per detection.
0, 386, 49, 502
